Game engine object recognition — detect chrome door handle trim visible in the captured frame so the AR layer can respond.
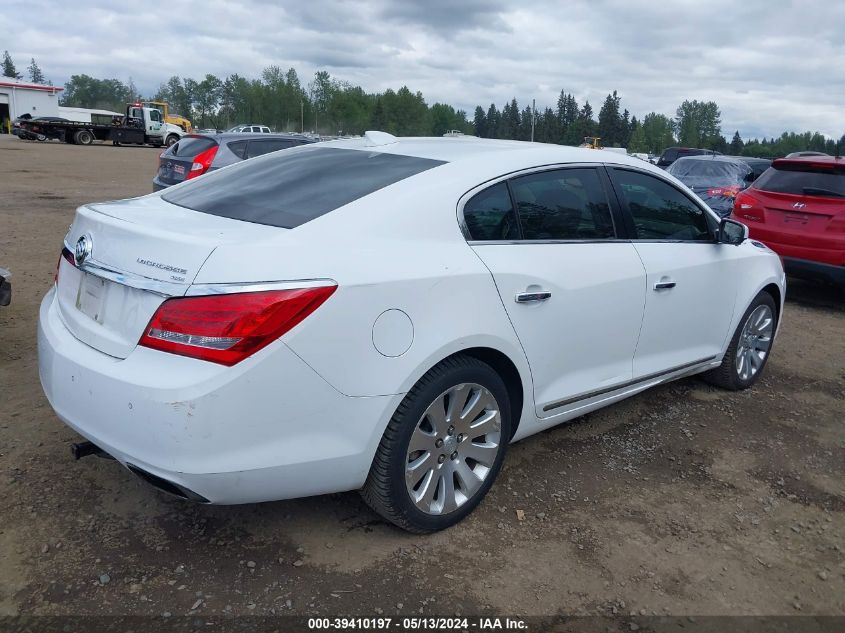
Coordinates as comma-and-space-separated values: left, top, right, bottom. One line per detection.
653, 281, 676, 290
515, 291, 552, 303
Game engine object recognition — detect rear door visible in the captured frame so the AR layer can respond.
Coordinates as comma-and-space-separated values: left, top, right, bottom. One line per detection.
607, 167, 741, 378
465, 166, 647, 417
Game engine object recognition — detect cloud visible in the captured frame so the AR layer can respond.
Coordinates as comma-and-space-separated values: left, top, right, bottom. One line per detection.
4, 0, 844, 139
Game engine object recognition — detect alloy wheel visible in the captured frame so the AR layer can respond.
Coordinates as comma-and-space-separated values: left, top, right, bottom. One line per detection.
405, 383, 502, 515
735, 304, 773, 382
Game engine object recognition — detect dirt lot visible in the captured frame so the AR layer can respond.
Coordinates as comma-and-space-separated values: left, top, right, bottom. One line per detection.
0, 134, 843, 619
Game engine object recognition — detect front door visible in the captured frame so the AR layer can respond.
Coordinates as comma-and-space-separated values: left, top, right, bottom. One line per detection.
607, 167, 740, 378
464, 167, 647, 417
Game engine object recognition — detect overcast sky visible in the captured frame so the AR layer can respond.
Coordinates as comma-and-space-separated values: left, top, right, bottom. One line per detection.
5, 0, 844, 140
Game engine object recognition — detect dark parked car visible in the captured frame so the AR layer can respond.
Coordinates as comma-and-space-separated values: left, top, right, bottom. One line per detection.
732, 156, 845, 287
153, 133, 316, 190
656, 146, 721, 168
14, 116, 70, 141
729, 156, 772, 181
666, 155, 754, 217
0, 267, 10, 307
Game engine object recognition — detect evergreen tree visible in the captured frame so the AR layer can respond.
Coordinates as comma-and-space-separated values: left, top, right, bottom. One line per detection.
576, 101, 597, 141
27, 58, 45, 84
729, 131, 744, 154
598, 91, 622, 146
485, 103, 500, 138
2, 50, 21, 79
473, 106, 487, 138
370, 97, 387, 130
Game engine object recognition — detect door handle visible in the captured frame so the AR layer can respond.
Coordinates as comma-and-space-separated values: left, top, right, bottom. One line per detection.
653, 280, 676, 290
515, 291, 552, 303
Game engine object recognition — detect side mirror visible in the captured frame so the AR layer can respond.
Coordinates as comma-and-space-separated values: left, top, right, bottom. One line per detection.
718, 218, 748, 245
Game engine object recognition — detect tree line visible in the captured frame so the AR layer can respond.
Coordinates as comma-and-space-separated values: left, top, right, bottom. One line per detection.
3, 51, 842, 158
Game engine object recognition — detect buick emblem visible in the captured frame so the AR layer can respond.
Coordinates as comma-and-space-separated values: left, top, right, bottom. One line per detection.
792, 202, 806, 209
74, 235, 92, 266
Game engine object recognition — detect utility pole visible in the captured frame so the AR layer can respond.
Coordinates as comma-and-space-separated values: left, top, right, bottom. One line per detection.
300, 100, 304, 133
530, 98, 536, 142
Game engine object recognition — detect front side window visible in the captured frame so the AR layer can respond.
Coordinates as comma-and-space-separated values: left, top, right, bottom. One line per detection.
463, 182, 519, 241
510, 168, 615, 240
613, 169, 712, 241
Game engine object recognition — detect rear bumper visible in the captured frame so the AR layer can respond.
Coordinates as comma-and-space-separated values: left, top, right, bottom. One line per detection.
783, 257, 845, 287
37, 287, 400, 504
151, 177, 169, 191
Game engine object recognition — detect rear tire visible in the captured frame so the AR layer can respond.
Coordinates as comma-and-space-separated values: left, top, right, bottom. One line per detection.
74, 129, 94, 145
361, 355, 511, 533
703, 291, 777, 390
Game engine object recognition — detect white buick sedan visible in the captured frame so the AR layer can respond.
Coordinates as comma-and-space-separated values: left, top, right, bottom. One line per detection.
38, 133, 785, 532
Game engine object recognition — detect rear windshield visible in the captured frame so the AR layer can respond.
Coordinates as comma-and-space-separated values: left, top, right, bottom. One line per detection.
169, 136, 217, 158
754, 164, 845, 198
667, 159, 749, 187
161, 146, 446, 228
660, 149, 679, 163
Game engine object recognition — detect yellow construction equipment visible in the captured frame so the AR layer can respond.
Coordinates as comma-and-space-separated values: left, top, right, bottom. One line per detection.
579, 136, 602, 149
143, 101, 192, 133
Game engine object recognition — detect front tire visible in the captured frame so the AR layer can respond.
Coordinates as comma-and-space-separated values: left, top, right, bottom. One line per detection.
361, 355, 511, 533
703, 291, 777, 390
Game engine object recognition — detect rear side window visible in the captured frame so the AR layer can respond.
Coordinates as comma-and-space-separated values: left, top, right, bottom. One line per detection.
161, 147, 446, 229
613, 169, 712, 241
463, 183, 519, 241
227, 140, 248, 159
754, 165, 845, 197
510, 168, 615, 240
246, 139, 298, 158
171, 136, 217, 157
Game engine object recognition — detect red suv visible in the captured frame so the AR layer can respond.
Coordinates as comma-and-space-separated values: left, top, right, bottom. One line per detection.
731, 156, 845, 287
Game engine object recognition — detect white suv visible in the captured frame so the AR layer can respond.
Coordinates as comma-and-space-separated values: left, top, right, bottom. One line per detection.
227, 124, 271, 134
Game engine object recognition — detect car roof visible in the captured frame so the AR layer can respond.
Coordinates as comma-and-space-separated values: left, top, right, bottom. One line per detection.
668, 155, 749, 166
320, 133, 658, 169
728, 155, 771, 163
773, 156, 845, 171
196, 132, 316, 142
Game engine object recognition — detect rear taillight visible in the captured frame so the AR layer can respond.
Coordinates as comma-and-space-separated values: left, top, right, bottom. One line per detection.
138, 286, 336, 366
55, 247, 74, 284
733, 191, 764, 222
707, 184, 741, 198
186, 145, 219, 180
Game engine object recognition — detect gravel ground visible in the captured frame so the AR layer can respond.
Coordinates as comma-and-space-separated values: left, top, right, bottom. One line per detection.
0, 134, 843, 618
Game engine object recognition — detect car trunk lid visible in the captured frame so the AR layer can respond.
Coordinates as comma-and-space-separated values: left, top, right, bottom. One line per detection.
56, 196, 280, 358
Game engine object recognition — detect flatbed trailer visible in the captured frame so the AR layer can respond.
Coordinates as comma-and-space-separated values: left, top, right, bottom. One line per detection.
18, 104, 173, 147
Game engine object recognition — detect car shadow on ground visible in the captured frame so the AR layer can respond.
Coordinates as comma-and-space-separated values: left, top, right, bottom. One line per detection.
784, 276, 845, 312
